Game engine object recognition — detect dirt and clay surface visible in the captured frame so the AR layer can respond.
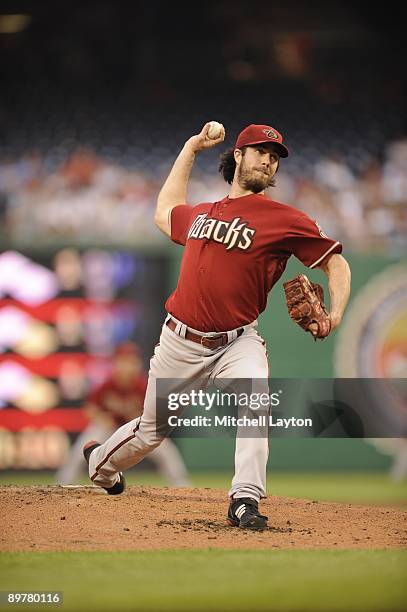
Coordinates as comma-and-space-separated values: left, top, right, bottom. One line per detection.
1, 485, 406, 552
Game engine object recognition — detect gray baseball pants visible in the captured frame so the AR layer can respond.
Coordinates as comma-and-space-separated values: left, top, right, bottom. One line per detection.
88, 314, 270, 501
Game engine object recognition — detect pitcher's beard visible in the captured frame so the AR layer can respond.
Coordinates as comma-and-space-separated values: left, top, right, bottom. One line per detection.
238, 166, 270, 193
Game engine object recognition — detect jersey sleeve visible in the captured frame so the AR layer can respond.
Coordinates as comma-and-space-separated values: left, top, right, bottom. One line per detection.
170, 205, 194, 246
285, 213, 343, 268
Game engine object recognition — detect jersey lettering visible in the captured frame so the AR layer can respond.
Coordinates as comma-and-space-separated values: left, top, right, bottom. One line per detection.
188, 214, 256, 251
213, 221, 229, 242
201, 219, 218, 239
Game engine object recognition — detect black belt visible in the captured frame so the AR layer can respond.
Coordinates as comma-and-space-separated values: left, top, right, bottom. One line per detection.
166, 318, 244, 349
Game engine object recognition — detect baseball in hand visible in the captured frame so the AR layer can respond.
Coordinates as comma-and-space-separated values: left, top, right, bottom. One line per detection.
207, 121, 223, 140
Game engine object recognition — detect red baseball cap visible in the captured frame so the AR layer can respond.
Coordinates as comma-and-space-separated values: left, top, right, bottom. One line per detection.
235, 124, 289, 158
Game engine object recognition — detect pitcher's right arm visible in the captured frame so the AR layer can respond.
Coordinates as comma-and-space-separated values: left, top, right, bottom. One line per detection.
154, 122, 225, 237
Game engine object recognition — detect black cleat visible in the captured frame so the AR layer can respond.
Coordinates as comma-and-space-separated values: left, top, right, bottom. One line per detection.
227, 497, 268, 530
103, 472, 126, 495
83, 440, 126, 495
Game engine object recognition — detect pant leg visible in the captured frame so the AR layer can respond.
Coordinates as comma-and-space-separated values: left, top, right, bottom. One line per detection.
55, 423, 113, 485
149, 438, 192, 487
88, 321, 212, 488
210, 327, 270, 502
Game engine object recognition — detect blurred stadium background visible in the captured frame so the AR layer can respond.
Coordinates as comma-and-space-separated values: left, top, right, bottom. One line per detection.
0, 0, 406, 500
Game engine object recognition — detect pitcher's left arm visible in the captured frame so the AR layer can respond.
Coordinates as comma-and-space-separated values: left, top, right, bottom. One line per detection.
317, 253, 351, 331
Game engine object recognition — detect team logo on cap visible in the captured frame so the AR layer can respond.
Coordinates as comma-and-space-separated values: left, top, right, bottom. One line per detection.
262, 128, 278, 140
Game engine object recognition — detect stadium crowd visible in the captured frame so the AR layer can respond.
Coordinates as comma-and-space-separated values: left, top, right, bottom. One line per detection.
1, 136, 405, 253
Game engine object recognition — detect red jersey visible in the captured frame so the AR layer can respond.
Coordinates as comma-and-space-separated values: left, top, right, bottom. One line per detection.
88, 375, 147, 427
166, 193, 342, 332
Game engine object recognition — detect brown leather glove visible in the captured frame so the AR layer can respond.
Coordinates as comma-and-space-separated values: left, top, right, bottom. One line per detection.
283, 274, 331, 340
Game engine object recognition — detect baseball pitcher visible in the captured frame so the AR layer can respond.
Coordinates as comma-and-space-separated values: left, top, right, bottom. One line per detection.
84, 122, 351, 530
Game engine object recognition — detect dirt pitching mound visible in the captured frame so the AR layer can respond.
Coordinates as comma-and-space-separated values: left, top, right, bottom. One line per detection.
1, 485, 406, 552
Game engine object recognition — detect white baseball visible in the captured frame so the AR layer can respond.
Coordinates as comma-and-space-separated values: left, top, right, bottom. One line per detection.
207, 121, 223, 140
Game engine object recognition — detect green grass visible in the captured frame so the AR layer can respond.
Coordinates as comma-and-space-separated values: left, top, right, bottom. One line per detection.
1, 471, 406, 505
267, 472, 407, 505
1, 550, 406, 611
